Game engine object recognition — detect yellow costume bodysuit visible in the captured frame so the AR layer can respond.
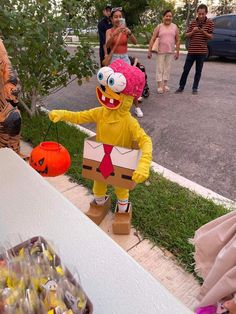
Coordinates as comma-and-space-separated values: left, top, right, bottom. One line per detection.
49, 59, 152, 234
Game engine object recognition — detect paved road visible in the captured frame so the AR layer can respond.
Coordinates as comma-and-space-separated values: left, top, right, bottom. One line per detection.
45, 48, 236, 200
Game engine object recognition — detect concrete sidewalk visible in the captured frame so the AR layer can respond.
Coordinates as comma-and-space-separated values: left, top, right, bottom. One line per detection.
21, 141, 200, 311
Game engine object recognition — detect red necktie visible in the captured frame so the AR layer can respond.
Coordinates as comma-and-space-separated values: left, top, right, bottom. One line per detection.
99, 144, 114, 178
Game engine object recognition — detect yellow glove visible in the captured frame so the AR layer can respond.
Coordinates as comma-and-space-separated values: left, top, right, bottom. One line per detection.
49, 110, 66, 123
132, 167, 149, 184
48, 109, 88, 124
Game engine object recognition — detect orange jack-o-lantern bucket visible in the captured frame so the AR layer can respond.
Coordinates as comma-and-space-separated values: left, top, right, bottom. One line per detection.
29, 141, 71, 177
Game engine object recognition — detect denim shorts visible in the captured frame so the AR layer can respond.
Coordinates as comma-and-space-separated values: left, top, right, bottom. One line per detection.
111, 53, 131, 65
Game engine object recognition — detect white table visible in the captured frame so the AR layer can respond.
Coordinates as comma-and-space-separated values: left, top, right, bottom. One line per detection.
0, 148, 193, 314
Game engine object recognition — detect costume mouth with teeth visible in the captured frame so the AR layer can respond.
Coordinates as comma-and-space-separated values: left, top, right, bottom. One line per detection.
96, 86, 121, 110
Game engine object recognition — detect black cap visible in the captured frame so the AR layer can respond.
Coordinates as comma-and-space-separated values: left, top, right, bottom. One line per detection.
104, 4, 112, 10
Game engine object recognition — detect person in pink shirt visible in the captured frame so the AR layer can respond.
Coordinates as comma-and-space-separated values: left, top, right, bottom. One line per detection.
148, 10, 180, 93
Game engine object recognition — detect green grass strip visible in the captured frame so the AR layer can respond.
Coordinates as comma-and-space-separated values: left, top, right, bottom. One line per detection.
21, 111, 228, 274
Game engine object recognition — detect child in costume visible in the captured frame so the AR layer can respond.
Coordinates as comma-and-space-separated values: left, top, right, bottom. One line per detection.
49, 59, 152, 235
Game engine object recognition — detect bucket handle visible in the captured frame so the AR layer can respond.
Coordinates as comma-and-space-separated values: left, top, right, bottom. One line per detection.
43, 122, 60, 149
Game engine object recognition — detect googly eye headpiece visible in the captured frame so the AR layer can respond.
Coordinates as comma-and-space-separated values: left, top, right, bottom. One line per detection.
97, 59, 145, 99
97, 67, 127, 93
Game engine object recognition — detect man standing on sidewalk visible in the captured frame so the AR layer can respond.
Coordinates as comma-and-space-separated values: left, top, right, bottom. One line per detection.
98, 4, 112, 67
175, 4, 214, 94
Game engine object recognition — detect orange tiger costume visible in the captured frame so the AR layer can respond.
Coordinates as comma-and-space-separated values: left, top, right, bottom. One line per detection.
0, 39, 21, 153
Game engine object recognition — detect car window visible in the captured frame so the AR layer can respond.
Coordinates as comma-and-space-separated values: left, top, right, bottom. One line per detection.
213, 16, 235, 29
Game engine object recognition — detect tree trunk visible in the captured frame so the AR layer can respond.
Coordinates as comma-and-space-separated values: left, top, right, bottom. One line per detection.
19, 88, 39, 118
186, 0, 199, 29
30, 88, 39, 116
18, 97, 33, 117
186, 2, 191, 30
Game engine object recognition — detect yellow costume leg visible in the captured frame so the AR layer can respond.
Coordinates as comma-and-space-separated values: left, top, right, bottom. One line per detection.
86, 180, 111, 225
93, 180, 107, 199
114, 186, 129, 201
113, 186, 132, 235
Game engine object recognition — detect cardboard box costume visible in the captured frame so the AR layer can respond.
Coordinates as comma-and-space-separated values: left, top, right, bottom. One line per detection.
82, 136, 141, 190
49, 59, 153, 234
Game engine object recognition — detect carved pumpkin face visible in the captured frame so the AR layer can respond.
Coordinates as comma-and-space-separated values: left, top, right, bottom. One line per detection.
30, 141, 71, 177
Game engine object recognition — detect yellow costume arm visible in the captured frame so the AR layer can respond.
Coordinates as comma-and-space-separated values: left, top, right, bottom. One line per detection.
130, 119, 153, 184
49, 108, 100, 124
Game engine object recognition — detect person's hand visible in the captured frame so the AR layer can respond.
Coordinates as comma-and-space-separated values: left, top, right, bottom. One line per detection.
224, 298, 236, 314
116, 26, 125, 35
147, 51, 152, 59
49, 110, 64, 123
199, 27, 206, 34
192, 26, 199, 33
111, 27, 122, 37
125, 27, 132, 36
132, 170, 147, 184
132, 162, 150, 184
174, 52, 179, 60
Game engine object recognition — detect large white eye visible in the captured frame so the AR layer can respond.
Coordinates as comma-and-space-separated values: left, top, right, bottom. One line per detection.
107, 72, 127, 92
97, 67, 114, 86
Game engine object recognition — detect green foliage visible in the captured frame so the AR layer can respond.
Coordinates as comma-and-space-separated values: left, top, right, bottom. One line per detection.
0, 0, 97, 116
95, 0, 148, 27
147, 0, 175, 25
61, 0, 81, 20
94, 0, 110, 19
60, 0, 188, 44
113, 0, 148, 26
213, 0, 235, 15
62, 0, 98, 28
173, 0, 199, 40
21, 111, 229, 274
134, 0, 176, 44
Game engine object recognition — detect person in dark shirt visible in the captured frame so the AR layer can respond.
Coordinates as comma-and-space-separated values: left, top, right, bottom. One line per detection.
98, 4, 112, 66
175, 4, 214, 94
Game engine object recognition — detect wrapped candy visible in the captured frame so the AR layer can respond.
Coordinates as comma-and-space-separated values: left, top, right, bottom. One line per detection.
0, 237, 92, 313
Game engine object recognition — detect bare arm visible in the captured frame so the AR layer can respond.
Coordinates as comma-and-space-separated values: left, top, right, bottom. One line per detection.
126, 28, 137, 45
185, 22, 197, 38
147, 26, 159, 59
105, 29, 113, 49
174, 27, 180, 60
199, 28, 213, 40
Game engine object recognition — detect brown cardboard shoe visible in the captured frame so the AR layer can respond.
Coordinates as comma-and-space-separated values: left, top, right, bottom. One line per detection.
86, 195, 111, 225
112, 203, 132, 235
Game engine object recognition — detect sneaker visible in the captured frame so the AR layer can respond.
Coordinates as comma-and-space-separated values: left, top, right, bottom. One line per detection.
175, 87, 184, 93
192, 89, 198, 94
134, 107, 143, 118
138, 96, 143, 103
164, 86, 170, 92
157, 87, 164, 94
